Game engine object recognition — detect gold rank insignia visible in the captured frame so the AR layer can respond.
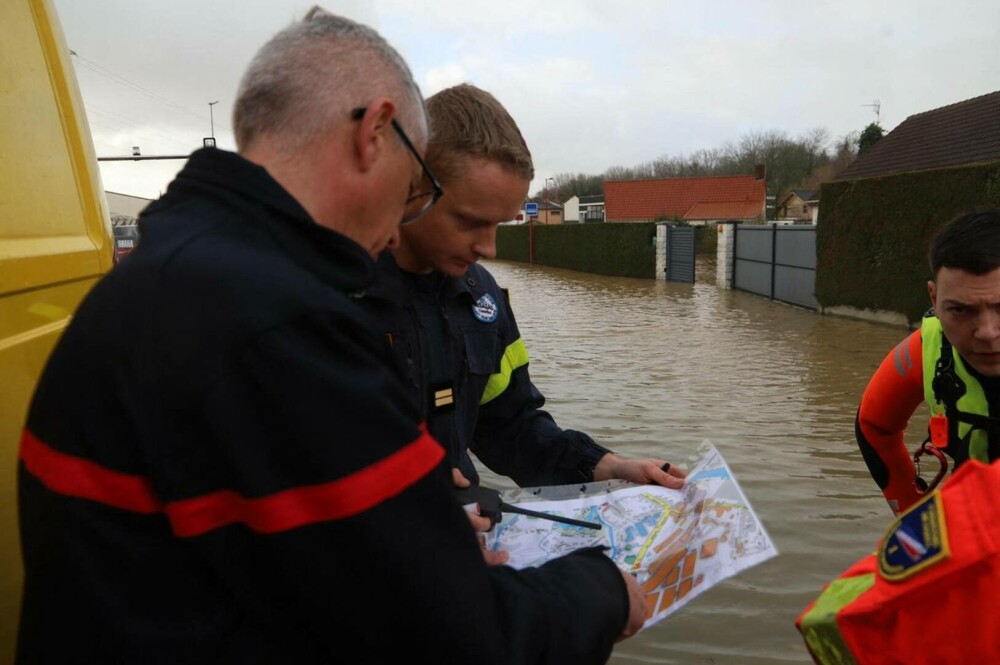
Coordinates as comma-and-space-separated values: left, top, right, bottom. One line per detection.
434, 387, 454, 408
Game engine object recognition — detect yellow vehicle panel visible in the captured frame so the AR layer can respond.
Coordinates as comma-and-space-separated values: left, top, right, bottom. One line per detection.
0, 0, 112, 659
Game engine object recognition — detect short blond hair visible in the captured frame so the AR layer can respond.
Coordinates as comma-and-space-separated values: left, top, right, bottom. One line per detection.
425, 84, 534, 184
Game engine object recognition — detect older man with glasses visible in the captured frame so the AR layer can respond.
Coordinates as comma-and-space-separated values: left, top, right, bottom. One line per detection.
351, 105, 444, 225
16, 7, 644, 665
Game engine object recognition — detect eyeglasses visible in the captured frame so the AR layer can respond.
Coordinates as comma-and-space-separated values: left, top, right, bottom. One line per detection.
351, 107, 444, 225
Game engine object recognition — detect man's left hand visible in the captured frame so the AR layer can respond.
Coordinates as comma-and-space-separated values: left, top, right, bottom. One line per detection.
593, 453, 686, 489
452, 468, 510, 565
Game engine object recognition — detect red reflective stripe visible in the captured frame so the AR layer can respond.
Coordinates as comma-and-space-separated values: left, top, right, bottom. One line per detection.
19, 425, 444, 538
19, 429, 162, 514
166, 428, 444, 537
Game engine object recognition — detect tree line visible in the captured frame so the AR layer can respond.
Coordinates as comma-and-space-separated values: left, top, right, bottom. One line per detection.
532, 123, 884, 219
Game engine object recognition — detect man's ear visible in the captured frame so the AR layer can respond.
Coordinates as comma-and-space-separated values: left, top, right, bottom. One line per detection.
353, 98, 396, 172
928, 279, 938, 309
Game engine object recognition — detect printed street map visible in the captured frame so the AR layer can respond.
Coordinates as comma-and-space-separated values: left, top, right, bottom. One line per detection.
483, 440, 778, 629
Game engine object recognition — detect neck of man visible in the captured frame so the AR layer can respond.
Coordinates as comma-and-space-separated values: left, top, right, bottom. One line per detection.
242, 136, 352, 236
392, 238, 434, 275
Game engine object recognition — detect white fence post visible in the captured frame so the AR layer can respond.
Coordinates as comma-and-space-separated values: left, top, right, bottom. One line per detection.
656, 224, 667, 280
716, 222, 735, 289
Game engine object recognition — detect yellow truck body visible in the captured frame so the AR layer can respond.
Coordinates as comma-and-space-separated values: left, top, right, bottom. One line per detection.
0, 0, 113, 659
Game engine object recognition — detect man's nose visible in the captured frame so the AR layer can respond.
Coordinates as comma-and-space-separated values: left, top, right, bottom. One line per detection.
975, 310, 1000, 340
473, 229, 496, 260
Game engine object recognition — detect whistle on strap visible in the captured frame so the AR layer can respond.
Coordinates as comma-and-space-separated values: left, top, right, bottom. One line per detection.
929, 414, 949, 449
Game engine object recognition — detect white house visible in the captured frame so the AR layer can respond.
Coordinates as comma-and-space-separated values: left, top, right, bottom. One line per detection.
563, 194, 605, 223
105, 191, 153, 222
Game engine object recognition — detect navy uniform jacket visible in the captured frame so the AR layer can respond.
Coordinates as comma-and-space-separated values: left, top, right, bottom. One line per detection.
361, 253, 610, 487
16, 149, 628, 664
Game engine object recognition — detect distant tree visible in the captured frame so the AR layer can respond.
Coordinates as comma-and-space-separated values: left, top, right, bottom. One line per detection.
858, 123, 885, 155
602, 165, 635, 182
803, 127, 830, 173
529, 172, 603, 202
833, 130, 859, 167
530, 125, 854, 209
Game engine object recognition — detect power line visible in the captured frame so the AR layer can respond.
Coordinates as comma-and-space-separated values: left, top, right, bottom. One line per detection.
68, 49, 231, 133
85, 105, 199, 152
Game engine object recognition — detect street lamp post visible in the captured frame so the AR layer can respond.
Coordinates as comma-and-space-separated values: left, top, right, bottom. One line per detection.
208, 100, 219, 139
544, 177, 555, 224
203, 101, 221, 149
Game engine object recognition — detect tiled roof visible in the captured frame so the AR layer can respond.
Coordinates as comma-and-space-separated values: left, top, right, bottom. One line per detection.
604, 174, 765, 222
777, 189, 816, 207
683, 201, 765, 221
836, 90, 1000, 181
580, 194, 604, 205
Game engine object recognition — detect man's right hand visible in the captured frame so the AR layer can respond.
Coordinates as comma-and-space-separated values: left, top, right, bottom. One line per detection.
616, 570, 648, 642
452, 468, 509, 566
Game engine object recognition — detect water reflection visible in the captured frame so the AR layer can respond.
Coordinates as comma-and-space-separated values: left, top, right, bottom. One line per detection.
475, 258, 928, 664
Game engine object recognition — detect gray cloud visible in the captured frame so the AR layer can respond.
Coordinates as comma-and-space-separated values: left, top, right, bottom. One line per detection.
53, 0, 1000, 199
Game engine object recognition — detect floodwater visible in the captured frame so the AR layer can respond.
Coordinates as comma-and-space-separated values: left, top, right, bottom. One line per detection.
474, 257, 928, 665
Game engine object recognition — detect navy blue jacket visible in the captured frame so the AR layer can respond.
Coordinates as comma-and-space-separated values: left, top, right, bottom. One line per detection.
361, 253, 610, 486
16, 148, 627, 665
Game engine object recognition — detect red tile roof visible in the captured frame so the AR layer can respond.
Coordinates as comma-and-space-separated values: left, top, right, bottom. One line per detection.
836, 90, 1000, 181
683, 200, 764, 221
604, 174, 766, 222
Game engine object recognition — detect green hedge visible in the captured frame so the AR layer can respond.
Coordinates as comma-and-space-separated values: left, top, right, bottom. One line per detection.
696, 225, 717, 255
816, 162, 1000, 324
495, 222, 715, 277
496, 222, 657, 278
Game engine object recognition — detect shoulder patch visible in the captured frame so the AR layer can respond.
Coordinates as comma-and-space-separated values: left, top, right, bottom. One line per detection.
472, 293, 499, 323
878, 492, 950, 582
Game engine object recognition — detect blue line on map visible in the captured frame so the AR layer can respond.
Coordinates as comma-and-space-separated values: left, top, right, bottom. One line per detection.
690, 468, 730, 482
488, 514, 521, 550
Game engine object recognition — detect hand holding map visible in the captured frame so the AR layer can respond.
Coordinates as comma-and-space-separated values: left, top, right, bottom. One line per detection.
483, 440, 778, 629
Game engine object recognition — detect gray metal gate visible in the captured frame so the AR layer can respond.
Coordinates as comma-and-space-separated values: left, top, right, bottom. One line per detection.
733, 223, 818, 309
665, 225, 696, 282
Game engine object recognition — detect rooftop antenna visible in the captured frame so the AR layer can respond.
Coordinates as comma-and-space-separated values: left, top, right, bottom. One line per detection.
862, 99, 881, 125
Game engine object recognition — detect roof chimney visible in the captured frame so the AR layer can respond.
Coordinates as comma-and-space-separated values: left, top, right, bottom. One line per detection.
754, 163, 766, 180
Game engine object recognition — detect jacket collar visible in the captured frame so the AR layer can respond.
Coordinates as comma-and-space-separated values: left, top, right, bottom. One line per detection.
162, 148, 376, 293
366, 252, 484, 305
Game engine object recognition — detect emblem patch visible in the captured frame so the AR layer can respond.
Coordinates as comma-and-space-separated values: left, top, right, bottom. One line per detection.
878, 493, 950, 582
472, 294, 499, 323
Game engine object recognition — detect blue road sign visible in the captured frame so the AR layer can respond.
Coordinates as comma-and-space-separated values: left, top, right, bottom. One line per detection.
525, 202, 538, 216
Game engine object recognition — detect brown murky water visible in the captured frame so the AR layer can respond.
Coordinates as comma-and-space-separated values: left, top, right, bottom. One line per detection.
475, 257, 928, 664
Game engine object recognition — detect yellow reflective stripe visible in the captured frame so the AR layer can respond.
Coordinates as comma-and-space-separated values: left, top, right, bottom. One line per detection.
798, 573, 874, 665
479, 338, 529, 405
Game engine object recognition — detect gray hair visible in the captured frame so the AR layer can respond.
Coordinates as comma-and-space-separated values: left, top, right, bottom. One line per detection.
233, 6, 425, 153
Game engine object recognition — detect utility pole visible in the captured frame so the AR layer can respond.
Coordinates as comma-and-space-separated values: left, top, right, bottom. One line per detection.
529, 212, 534, 266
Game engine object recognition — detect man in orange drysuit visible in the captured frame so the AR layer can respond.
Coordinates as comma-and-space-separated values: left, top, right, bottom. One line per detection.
855, 209, 1000, 515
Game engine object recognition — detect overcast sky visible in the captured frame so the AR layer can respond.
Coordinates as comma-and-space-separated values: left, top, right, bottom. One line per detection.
53, 0, 1000, 200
